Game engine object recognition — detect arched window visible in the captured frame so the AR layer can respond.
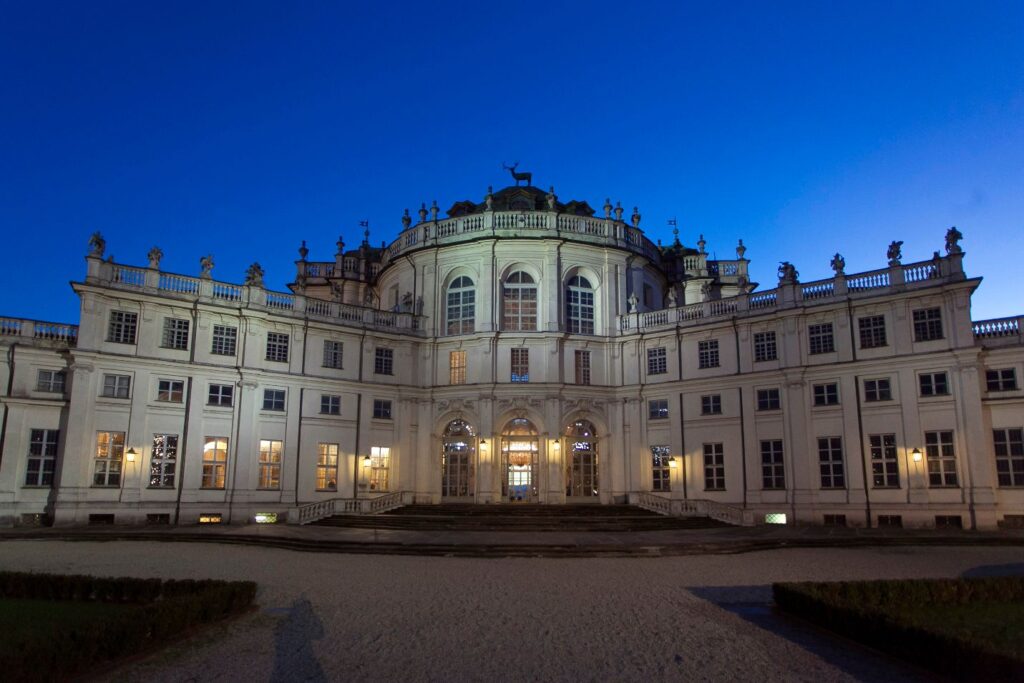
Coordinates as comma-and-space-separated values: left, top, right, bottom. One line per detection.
565, 419, 598, 498
503, 271, 537, 331
501, 418, 539, 502
442, 419, 475, 498
566, 276, 594, 335
446, 276, 475, 335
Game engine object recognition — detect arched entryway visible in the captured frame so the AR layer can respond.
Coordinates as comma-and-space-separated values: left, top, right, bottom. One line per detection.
565, 419, 599, 498
442, 419, 476, 498
501, 418, 539, 502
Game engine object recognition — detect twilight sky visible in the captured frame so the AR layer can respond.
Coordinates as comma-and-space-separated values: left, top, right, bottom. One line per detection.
2, 1, 1022, 323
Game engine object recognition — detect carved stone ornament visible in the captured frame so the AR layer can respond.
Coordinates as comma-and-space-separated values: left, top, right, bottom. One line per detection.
199, 254, 214, 279
777, 261, 799, 284
666, 287, 677, 308
88, 231, 106, 257
147, 246, 163, 269
631, 206, 641, 228
244, 262, 265, 287
945, 226, 963, 254
628, 292, 639, 313
736, 239, 746, 260
298, 240, 309, 261
401, 209, 412, 229
887, 240, 903, 265
830, 252, 845, 275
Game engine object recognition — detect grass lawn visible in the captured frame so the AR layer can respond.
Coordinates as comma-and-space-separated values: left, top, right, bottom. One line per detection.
899, 601, 1024, 658
0, 598, 140, 657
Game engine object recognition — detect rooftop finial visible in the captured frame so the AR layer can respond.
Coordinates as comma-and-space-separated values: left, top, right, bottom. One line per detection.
401, 208, 411, 229
298, 240, 308, 261
697, 234, 707, 255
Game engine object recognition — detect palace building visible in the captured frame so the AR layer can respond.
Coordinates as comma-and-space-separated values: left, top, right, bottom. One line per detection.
1, 181, 1022, 529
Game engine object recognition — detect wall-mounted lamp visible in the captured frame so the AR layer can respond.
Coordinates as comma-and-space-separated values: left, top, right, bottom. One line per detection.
362, 454, 372, 468
125, 448, 138, 463
668, 457, 678, 469
911, 448, 923, 463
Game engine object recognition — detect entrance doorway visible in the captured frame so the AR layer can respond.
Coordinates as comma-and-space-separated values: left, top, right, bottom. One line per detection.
501, 418, 539, 502
441, 419, 475, 498
565, 420, 598, 498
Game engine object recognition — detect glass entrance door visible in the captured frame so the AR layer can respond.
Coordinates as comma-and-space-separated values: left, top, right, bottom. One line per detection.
566, 420, 599, 498
501, 418, 539, 502
442, 419, 475, 498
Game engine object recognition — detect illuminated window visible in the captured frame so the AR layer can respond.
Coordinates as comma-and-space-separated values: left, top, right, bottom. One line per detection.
870, 434, 900, 488
161, 317, 190, 350
107, 311, 137, 344
323, 340, 343, 369
503, 271, 536, 331
994, 428, 1024, 487
753, 331, 777, 362
566, 276, 594, 335
320, 394, 341, 415
648, 399, 669, 420
647, 347, 667, 375
813, 383, 839, 406
698, 340, 719, 369
761, 440, 785, 489
574, 350, 591, 385
201, 436, 229, 489
818, 436, 845, 489
858, 315, 887, 348
150, 434, 178, 488
374, 348, 393, 375
913, 307, 944, 342
450, 350, 466, 385
864, 378, 892, 402
25, 429, 58, 487
36, 369, 66, 393
446, 276, 475, 335
808, 323, 834, 355
258, 439, 282, 489
93, 431, 125, 487
704, 443, 725, 490
157, 379, 184, 402
101, 374, 131, 399
211, 325, 237, 356
266, 332, 289, 363
651, 445, 671, 492
511, 348, 529, 383
369, 446, 390, 491
925, 430, 958, 487
317, 443, 339, 491
208, 383, 233, 407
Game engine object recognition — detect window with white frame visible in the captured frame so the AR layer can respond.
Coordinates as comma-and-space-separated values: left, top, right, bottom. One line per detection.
266, 332, 289, 363
919, 372, 949, 396
323, 340, 343, 369
753, 331, 777, 362
450, 350, 466, 385
317, 443, 339, 491
756, 388, 780, 411
701, 394, 722, 415
93, 431, 125, 486
503, 271, 537, 331
157, 379, 184, 402
161, 317, 190, 350
818, 437, 845, 488
647, 347, 667, 375
575, 350, 591, 385
369, 446, 390, 491
566, 276, 594, 335
813, 383, 839, 406
761, 440, 785, 489
864, 378, 892, 402
808, 323, 835, 355
446, 276, 476, 335
925, 430, 958, 487
374, 348, 393, 375
201, 436, 229, 489
994, 428, 1024, 487
107, 311, 137, 344
36, 369, 66, 393
986, 368, 1017, 392
651, 445, 671, 492
150, 434, 178, 488
263, 389, 286, 411
208, 383, 233, 406
648, 399, 669, 420
320, 394, 341, 415
704, 443, 725, 490
912, 307, 943, 342
258, 439, 282, 489
101, 374, 131, 399
858, 315, 887, 348
698, 340, 719, 369
373, 399, 392, 419
511, 348, 529, 383
211, 325, 237, 356
869, 434, 900, 488
25, 429, 58, 486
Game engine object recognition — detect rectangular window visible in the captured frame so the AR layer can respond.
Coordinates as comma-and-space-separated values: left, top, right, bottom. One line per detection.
698, 340, 720, 369
818, 436, 845, 488
211, 325, 237, 356
373, 399, 392, 420
808, 323, 835, 355
987, 368, 1018, 392
208, 383, 233, 407
575, 350, 591, 386
994, 428, 1024, 487
107, 311, 137, 344
648, 399, 669, 420
36, 369, 66, 393
869, 434, 900, 488
320, 394, 341, 415
760, 440, 785, 489
150, 434, 178, 488
369, 445, 390, 491
864, 378, 892, 402
25, 429, 58, 486
263, 389, 286, 411
161, 317, 190, 350
858, 315, 887, 349
651, 445, 671, 492
753, 331, 777, 362
101, 374, 131, 399
919, 372, 949, 396
647, 347, 667, 375
258, 439, 282, 489
925, 430, 958, 487
704, 443, 725, 491
913, 307, 944, 342
756, 388, 780, 411
93, 431, 125, 486
266, 332, 289, 363
157, 379, 184, 402
701, 394, 722, 415
450, 350, 467, 385
317, 443, 339, 491
374, 348, 393, 375
813, 383, 839, 406
511, 348, 529, 383
323, 340, 343, 369
201, 436, 229, 489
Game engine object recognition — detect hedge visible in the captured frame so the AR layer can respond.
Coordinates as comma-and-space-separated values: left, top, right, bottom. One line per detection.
773, 578, 1024, 681
0, 571, 257, 681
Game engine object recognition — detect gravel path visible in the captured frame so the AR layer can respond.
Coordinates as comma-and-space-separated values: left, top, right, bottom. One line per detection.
3, 541, 1020, 682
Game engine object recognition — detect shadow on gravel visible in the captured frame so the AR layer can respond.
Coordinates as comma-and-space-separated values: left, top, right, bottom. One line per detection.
271, 596, 326, 683
962, 563, 1024, 578
689, 585, 934, 682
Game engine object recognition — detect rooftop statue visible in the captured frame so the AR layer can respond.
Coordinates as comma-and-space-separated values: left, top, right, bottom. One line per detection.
502, 161, 532, 187
830, 252, 845, 275
945, 226, 963, 254
88, 231, 106, 257
245, 262, 264, 287
778, 261, 799, 284
147, 246, 163, 269
199, 254, 214, 279
887, 240, 903, 265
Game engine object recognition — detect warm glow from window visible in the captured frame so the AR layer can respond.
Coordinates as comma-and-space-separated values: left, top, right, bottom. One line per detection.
765, 513, 787, 525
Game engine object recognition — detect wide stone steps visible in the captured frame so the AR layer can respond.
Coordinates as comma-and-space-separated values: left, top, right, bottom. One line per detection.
312, 504, 727, 531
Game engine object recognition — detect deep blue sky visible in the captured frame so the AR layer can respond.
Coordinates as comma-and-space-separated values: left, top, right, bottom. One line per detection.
2, 1, 1022, 323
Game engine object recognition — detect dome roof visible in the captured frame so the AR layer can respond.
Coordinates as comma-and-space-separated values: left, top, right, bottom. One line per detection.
446, 185, 595, 217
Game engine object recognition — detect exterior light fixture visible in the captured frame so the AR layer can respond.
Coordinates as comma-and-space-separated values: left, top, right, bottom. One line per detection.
668, 457, 678, 468
362, 454, 372, 467
911, 448, 923, 462
125, 448, 137, 463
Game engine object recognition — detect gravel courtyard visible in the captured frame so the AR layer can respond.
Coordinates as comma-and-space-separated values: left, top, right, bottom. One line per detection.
2, 540, 1021, 682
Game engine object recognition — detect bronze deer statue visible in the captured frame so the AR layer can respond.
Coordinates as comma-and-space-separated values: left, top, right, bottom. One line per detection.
502, 162, 532, 187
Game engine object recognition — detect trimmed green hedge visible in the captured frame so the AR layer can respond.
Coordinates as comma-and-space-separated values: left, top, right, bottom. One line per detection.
773, 578, 1024, 681
0, 571, 257, 681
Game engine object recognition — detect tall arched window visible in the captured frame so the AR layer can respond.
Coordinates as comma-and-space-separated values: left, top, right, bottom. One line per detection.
446, 276, 475, 335
503, 271, 537, 331
565, 419, 599, 498
566, 276, 594, 334
442, 419, 475, 498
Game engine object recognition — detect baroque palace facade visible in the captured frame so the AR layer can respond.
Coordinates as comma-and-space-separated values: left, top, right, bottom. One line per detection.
1, 182, 1023, 529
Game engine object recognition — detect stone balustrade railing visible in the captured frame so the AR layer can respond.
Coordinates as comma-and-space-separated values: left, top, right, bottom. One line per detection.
0, 317, 78, 346
291, 491, 407, 524
379, 210, 663, 267
88, 259, 425, 335
619, 254, 960, 334
973, 316, 1023, 346
629, 491, 755, 526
